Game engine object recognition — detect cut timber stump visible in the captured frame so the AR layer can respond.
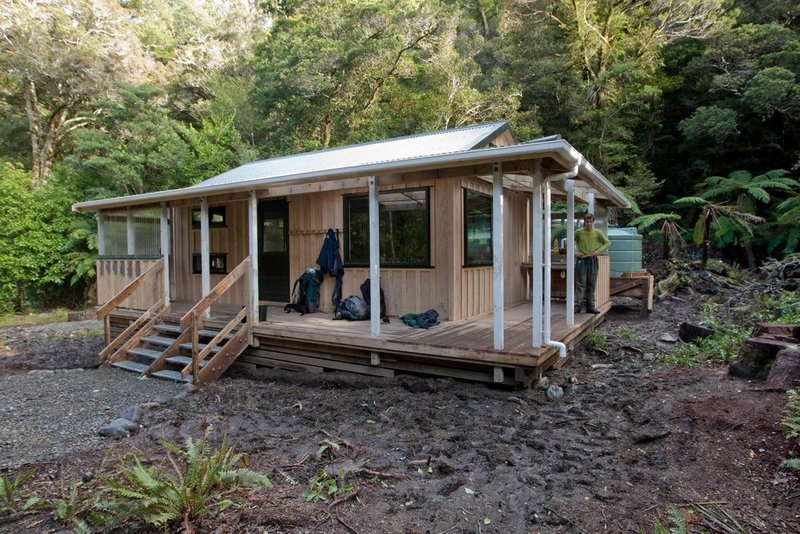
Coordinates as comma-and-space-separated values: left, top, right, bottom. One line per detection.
730, 337, 799, 379
765, 348, 800, 391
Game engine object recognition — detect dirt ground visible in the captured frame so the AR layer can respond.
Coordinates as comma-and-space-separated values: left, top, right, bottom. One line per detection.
1, 287, 799, 533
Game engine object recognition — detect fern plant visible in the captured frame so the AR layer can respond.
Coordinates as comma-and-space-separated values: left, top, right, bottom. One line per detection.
101, 437, 272, 528
0, 468, 35, 513
51, 481, 92, 534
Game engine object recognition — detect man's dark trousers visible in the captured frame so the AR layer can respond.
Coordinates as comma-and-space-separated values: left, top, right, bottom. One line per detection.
575, 256, 598, 312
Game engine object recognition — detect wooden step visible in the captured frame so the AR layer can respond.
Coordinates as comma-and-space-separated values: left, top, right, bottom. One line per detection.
111, 360, 149, 374
151, 369, 192, 382
165, 355, 208, 368
141, 335, 179, 348
128, 347, 163, 361
155, 324, 234, 340
179, 342, 222, 354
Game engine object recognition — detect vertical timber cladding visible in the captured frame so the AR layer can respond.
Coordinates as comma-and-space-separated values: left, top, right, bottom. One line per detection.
96, 258, 160, 309
286, 178, 439, 317
172, 199, 249, 305
456, 177, 530, 321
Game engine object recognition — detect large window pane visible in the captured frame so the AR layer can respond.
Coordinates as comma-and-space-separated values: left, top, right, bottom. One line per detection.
344, 188, 430, 267
464, 189, 492, 266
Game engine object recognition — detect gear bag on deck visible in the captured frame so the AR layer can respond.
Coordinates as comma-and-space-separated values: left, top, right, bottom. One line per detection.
360, 278, 387, 321
284, 268, 323, 315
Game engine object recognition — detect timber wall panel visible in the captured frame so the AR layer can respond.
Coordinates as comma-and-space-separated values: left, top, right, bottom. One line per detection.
96, 258, 160, 310
284, 178, 439, 315
453, 178, 530, 320
172, 200, 248, 305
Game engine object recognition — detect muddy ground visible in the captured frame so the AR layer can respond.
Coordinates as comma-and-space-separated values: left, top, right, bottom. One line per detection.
0, 289, 799, 533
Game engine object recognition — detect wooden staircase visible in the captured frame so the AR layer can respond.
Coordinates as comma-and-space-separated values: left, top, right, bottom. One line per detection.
98, 257, 253, 386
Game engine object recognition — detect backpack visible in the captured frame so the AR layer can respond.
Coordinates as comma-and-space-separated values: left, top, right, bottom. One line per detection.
284, 268, 322, 315
333, 295, 369, 321
359, 278, 387, 319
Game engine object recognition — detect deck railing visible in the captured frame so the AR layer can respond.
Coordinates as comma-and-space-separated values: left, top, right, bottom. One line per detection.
179, 256, 252, 384
97, 257, 166, 361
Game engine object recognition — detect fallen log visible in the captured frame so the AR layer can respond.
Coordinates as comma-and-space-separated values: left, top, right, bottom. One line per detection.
678, 322, 713, 343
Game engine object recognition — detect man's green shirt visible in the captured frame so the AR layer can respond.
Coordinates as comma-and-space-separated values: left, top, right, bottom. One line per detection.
575, 227, 610, 256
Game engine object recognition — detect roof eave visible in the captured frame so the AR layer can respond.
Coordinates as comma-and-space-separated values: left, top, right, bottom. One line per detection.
73, 139, 628, 211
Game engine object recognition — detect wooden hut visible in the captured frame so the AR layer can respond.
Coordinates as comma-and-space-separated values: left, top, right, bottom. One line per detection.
73, 121, 629, 386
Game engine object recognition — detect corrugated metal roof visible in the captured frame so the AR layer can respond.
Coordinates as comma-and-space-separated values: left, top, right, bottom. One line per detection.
72, 122, 631, 211
189, 121, 510, 190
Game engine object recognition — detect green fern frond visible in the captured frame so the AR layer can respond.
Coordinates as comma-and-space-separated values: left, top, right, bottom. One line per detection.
674, 196, 707, 206
783, 458, 800, 471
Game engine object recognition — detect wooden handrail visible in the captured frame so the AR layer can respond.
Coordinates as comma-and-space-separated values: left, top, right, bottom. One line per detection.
180, 256, 252, 384
97, 257, 166, 362
100, 296, 165, 360
97, 259, 164, 319
179, 257, 251, 329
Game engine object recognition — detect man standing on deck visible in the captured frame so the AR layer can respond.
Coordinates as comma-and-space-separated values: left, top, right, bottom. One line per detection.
574, 213, 610, 314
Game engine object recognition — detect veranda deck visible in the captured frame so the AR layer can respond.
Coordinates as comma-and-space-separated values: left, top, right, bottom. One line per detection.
108, 300, 609, 386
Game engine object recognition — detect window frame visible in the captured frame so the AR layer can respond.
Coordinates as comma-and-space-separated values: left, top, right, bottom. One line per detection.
191, 206, 227, 229
343, 187, 431, 268
192, 253, 228, 275
463, 188, 493, 267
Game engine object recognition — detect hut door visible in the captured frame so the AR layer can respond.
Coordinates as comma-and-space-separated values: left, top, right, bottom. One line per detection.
257, 199, 290, 302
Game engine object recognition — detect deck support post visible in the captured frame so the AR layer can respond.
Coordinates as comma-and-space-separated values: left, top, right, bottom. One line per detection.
368, 176, 380, 337
492, 162, 504, 350
531, 163, 543, 347
126, 208, 135, 255
160, 203, 170, 306
370, 352, 380, 366
200, 197, 210, 318
248, 191, 259, 327
588, 193, 595, 215
566, 180, 575, 326
493, 366, 504, 383
97, 213, 106, 256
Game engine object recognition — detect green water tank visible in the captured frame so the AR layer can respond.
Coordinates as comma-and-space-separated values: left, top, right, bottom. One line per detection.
607, 227, 642, 276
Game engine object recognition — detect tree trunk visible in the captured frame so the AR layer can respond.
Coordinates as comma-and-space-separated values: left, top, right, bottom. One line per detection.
745, 241, 756, 270
701, 212, 710, 269
23, 79, 66, 187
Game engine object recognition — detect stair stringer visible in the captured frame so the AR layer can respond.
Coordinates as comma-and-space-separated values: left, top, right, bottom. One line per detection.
194, 326, 250, 385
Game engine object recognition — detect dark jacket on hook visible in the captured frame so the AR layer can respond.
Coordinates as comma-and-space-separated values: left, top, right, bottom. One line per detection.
316, 228, 344, 307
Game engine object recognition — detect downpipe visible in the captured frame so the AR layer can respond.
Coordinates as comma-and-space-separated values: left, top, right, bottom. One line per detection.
543, 165, 579, 358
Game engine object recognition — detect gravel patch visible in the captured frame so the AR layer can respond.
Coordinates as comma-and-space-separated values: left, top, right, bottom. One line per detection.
0, 367, 185, 469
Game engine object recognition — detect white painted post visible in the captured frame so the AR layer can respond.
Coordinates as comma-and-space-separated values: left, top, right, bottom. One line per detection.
96, 212, 106, 256
368, 176, 380, 337
543, 181, 552, 342
492, 163, 504, 350
532, 163, 543, 347
249, 191, 259, 324
588, 192, 595, 216
160, 203, 170, 306
200, 198, 210, 318
566, 180, 575, 326
126, 208, 135, 255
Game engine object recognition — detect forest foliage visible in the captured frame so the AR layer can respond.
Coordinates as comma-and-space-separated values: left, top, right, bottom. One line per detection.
0, 0, 798, 311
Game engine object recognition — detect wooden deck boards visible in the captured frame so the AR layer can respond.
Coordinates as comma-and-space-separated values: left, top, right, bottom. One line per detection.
110, 299, 608, 384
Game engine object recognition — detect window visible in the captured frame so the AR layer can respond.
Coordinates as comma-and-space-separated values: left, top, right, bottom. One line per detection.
192, 206, 226, 228
464, 189, 492, 266
344, 188, 430, 267
192, 253, 228, 274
